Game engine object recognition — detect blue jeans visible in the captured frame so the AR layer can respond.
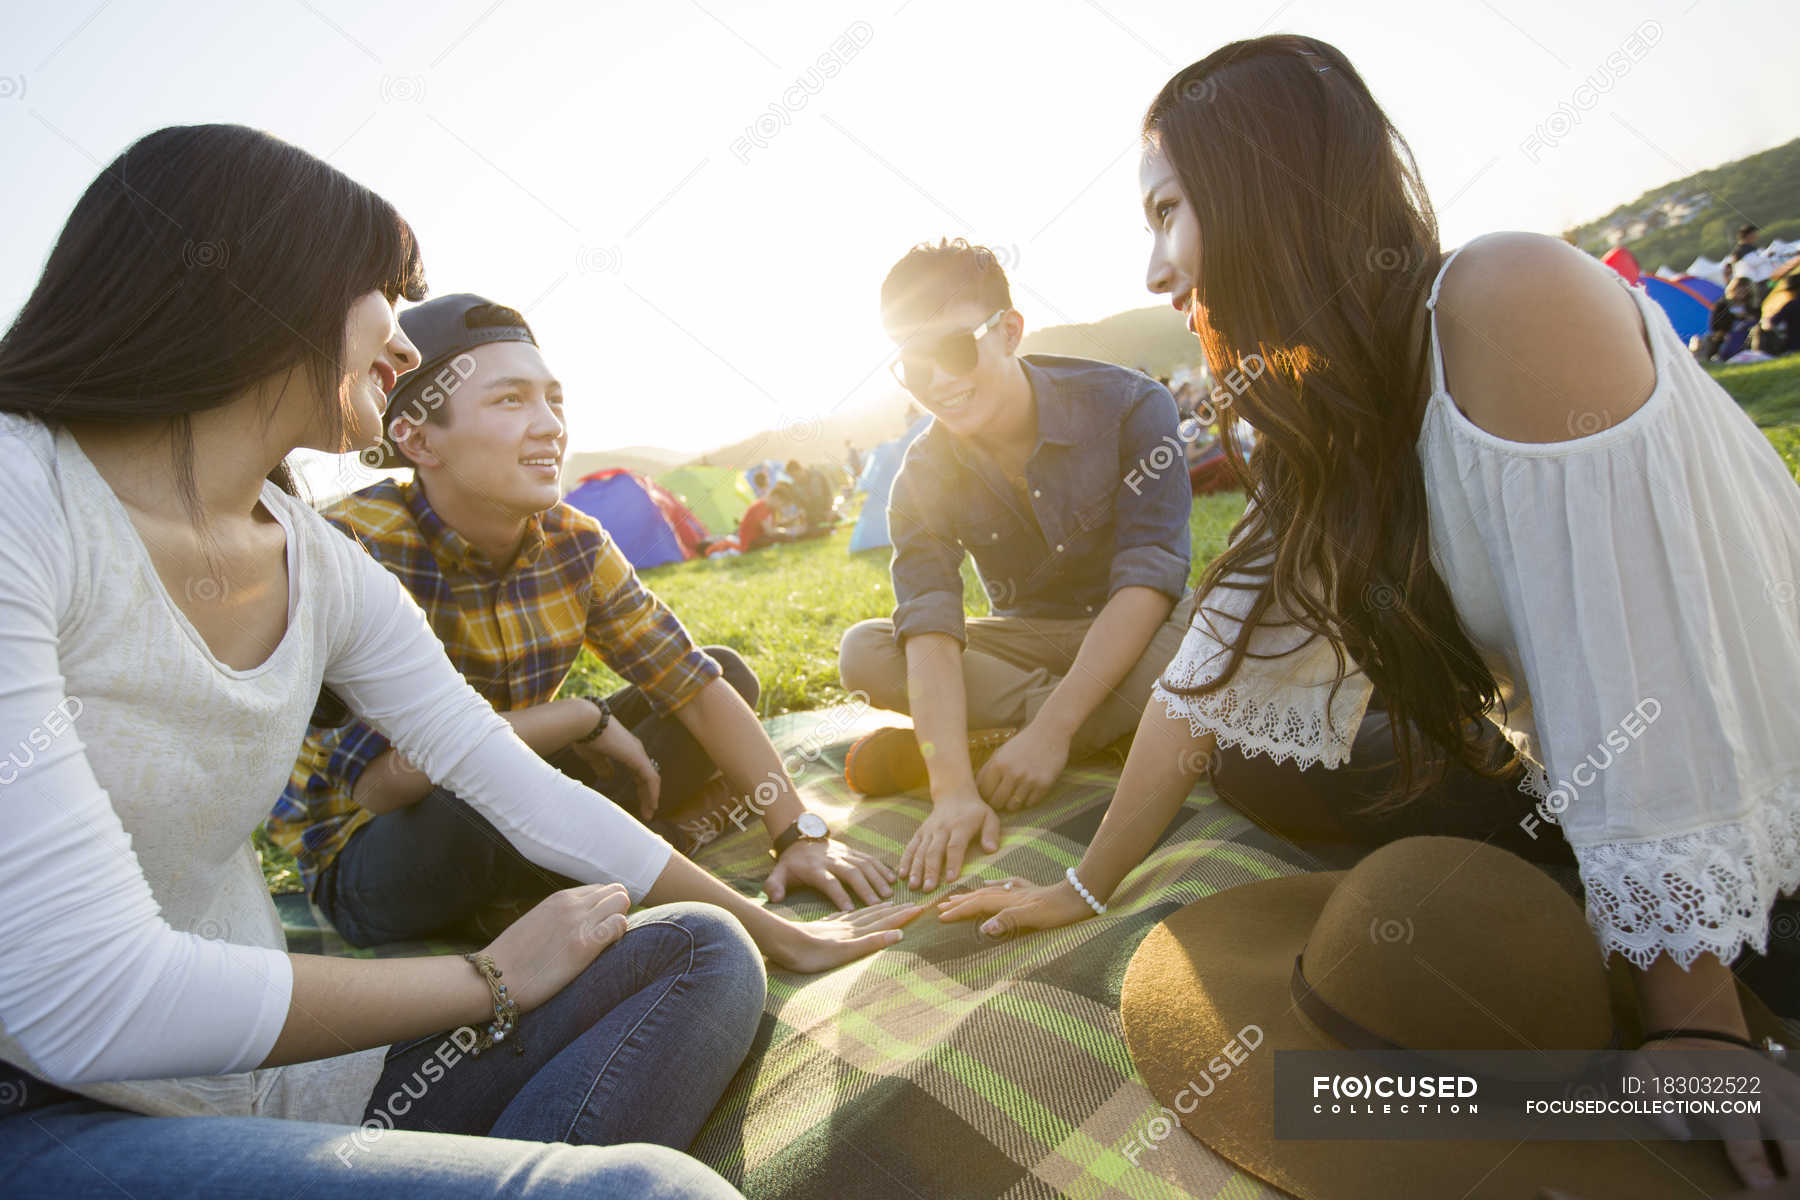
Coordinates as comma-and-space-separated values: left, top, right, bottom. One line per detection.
0, 1113, 737, 1199
367, 902, 766, 1148
317, 646, 759, 949
0, 904, 761, 1197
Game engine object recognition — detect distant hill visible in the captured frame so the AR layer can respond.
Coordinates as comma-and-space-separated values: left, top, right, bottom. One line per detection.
561, 444, 688, 487
562, 400, 917, 481
1021, 305, 1202, 378
563, 306, 1206, 481
686, 397, 915, 470
688, 310, 1209, 468
572, 309, 1205, 480
1563, 137, 1800, 272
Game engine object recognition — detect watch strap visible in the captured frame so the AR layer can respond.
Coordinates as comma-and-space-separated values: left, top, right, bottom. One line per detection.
771, 814, 826, 856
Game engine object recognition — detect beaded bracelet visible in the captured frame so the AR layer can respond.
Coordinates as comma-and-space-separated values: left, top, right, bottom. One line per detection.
1065, 867, 1107, 916
464, 952, 523, 1056
572, 696, 612, 745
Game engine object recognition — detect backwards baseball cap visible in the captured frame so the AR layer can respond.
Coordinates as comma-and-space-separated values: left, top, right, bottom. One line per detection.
358, 292, 538, 470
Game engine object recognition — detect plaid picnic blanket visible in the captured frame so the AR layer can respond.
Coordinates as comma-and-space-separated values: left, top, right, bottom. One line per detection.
686, 708, 1323, 1200
278, 706, 1325, 1199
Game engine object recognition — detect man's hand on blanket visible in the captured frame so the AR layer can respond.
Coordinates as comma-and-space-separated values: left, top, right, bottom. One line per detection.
900, 788, 999, 892
975, 721, 1068, 812
934, 875, 1095, 939
767, 837, 896, 910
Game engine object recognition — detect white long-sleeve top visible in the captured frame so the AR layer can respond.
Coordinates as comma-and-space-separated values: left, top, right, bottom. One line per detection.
1154, 246, 1800, 970
0, 412, 673, 1123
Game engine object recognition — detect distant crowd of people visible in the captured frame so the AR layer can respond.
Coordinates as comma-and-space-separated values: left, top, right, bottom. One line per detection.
1697, 223, 1800, 363
714, 458, 844, 555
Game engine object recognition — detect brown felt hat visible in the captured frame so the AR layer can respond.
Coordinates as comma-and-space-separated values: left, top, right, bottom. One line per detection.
1121, 836, 1784, 1199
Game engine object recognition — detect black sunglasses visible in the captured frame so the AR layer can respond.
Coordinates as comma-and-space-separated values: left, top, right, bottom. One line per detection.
888, 309, 1007, 393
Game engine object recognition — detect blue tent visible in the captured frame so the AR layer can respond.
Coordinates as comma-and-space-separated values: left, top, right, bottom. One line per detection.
563, 470, 688, 570
1640, 277, 1711, 344
745, 460, 787, 497
848, 417, 931, 554
1675, 275, 1723, 304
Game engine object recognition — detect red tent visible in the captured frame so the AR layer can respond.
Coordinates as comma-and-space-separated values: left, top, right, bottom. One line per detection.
1601, 246, 1641, 285
563, 469, 709, 568
640, 475, 709, 559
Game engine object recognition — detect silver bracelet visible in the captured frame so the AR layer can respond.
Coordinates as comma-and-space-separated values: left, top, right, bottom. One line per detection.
1065, 867, 1107, 915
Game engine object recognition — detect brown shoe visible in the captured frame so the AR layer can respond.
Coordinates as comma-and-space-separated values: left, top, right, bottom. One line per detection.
843, 725, 1016, 796
660, 773, 738, 854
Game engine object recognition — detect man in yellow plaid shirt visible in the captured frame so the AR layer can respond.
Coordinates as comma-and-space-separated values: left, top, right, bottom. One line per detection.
266, 294, 894, 947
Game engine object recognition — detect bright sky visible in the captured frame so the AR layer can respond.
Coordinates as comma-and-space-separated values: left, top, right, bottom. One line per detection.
2, 0, 1792, 492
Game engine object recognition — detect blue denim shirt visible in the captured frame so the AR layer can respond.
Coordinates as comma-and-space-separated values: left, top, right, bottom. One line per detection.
887, 354, 1192, 644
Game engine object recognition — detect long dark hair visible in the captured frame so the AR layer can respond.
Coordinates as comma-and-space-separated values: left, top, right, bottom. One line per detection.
0, 123, 426, 512
1147, 36, 1517, 806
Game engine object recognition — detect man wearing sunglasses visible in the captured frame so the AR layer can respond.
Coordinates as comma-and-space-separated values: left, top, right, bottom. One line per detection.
839, 238, 1196, 894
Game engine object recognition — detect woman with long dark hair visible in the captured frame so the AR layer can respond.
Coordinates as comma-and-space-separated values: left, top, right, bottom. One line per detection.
0, 124, 915, 1197
937, 37, 1800, 1188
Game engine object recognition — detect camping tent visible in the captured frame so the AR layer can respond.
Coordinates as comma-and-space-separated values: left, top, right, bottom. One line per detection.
848, 416, 931, 554
657, 465, 752, 536
745, 460, 787, 497
642, 476, 709, 558
1676, 275, 1723, 304
1601, 246, 1640, 285
1686, 255, 1727, 286
1729, 246, 1800, 285
1600, 251, 1713, 345
563, 469, 706, 570
1639, 276, 1711, 343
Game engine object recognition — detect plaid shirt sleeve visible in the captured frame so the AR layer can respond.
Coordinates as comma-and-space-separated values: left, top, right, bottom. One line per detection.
582, 529, 721, 715
267, 716, 393, 893
321, 718, 392, 787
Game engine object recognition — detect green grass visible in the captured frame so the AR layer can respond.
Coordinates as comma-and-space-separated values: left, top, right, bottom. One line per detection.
1708, 354, 1800, 427
560, 492, 1247, 716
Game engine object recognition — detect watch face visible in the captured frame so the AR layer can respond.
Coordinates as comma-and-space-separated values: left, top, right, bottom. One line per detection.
796, 812, 828, 839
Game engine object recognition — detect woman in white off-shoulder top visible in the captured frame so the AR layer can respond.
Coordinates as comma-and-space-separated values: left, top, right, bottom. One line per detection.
937, 35, 1799, 1188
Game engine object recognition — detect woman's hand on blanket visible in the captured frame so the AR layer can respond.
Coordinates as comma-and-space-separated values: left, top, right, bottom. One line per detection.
976, 722, 1068, 812
1631, 1037, 1800, 1189
900, 789, 1000, 892
768, 899, 927, 973
481, 882, 632, 1011
768, 837, 897, 910
933, 876, 1095, 939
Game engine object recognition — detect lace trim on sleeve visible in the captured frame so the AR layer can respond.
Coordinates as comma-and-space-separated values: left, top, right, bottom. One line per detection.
1153, 678, 1361, 771
1152, 571, 1371, 772
1575, 783, 1800, 969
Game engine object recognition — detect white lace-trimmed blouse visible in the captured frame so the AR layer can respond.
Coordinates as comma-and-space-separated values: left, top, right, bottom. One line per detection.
1154, 241, 1800, 970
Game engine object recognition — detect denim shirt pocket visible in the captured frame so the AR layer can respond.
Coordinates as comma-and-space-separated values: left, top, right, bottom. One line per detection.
1061, 493, 1116, 592
954, 494, 1030, 609
1070, 493, 1114, 537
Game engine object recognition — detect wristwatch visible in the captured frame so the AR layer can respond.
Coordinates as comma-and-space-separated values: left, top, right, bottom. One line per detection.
770, 811, 829, 859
